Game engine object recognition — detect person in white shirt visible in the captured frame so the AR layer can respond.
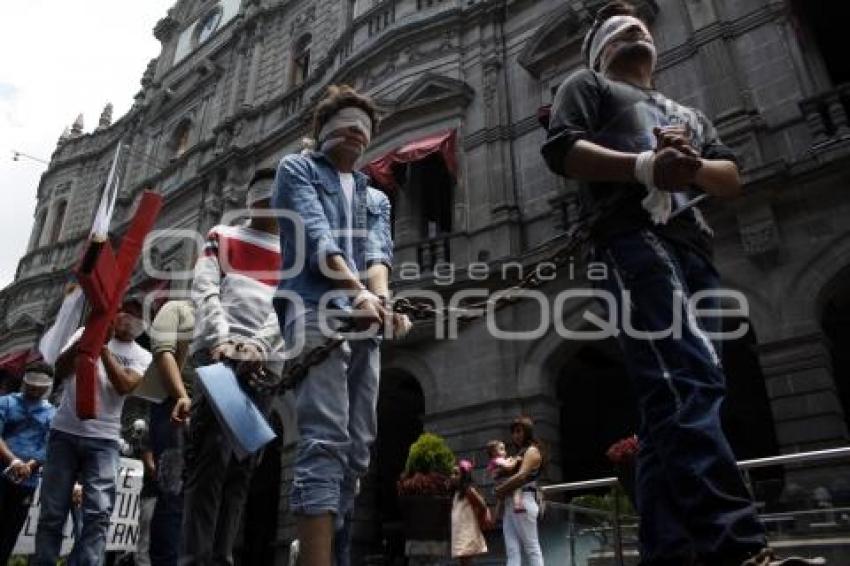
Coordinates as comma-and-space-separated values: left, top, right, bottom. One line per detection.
35, 301, 151, 566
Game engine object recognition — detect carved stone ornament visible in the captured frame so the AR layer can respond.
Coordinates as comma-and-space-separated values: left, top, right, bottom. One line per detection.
141, 58, 159, 89
154, 11, 180, 41
290, 5, 316, 35
71, 114, 84, 136
739, 205, 781, 259
97, 103, 114, 130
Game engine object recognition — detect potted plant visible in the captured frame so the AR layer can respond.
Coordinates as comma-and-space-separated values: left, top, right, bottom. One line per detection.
606, 434, 640, 508
397, 433, 456, 542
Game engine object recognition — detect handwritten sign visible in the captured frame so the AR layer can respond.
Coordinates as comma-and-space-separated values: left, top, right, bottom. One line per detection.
12, 457, 143, 556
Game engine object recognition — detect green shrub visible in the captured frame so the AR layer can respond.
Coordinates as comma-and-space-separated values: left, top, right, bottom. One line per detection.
403, 433, 455, 477
572, 485, 636, 516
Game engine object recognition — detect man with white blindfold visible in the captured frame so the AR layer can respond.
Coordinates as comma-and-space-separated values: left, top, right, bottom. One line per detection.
542, 2, 823, 566
180, 167, 284, 566
273, 84, 409, 566
0, 362, 56, 565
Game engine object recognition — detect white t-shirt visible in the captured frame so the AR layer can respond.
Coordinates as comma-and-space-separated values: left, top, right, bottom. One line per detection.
285, 173, 356, 330
339, 172, 355, 268
52, 328, 152, 441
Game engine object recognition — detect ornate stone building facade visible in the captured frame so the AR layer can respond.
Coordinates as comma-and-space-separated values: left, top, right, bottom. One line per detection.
1, 0, 849, 562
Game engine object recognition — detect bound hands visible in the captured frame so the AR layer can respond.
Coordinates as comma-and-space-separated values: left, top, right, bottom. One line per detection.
652, 125, 702, 192
210, 342, 236, 362
228, 342, 269, 385
6, 459, 37, 482
210, 341, 270, 390
352, 290, 412, 339
72, 483, 83, 507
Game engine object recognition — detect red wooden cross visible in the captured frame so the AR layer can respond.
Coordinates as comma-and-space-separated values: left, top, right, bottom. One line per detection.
74, 190, 163, 419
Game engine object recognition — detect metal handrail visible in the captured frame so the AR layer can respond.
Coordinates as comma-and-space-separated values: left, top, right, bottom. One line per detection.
542, 446, 850, 496
738, 446, 850, 470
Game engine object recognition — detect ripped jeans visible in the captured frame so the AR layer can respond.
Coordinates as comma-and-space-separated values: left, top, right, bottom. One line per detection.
285, 313, 380, 526
595, 230, 765, 565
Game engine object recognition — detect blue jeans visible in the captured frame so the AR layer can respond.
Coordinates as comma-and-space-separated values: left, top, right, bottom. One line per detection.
285, 313, 380, 528
35, 429, 120, 566
0, 479, 34, 565
596, 231, 765, 565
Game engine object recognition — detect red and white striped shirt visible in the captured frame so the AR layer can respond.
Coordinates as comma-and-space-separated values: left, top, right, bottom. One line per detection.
191, 224, 281, 354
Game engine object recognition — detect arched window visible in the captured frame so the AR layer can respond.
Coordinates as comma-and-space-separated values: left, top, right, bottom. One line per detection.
29, 208, 47, 250
171, 120, 192, 158
290, 34, 312, 88
791, 0, 849, 87
348, 0, 366, 23
195, 5, 223, 46
48, 200, 67, 244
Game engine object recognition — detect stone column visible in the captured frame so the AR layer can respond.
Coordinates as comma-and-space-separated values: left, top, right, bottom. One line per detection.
227, 37, 248, 118
479, 6, 522, 256
758, 332, 850, 496
681, 0, 748, 118
243, 29, 264, 109
759, 332, 848, 450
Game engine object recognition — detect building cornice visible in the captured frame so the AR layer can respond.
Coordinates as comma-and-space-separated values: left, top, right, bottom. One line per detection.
657, 3, 786, 71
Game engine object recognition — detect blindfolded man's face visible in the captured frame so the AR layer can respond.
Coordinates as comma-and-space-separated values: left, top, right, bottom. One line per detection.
603, 23, 655, 69
115, 311, 143, 340
329, 125, 370, 156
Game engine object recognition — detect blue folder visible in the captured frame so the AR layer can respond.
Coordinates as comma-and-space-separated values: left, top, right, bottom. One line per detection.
196, 363, 277, 460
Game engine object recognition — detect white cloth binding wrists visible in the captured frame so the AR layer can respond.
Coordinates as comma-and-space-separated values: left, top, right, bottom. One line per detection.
635, 150, 672, 225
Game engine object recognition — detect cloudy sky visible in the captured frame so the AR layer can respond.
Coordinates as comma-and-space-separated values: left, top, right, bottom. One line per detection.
0, 0, 176, 289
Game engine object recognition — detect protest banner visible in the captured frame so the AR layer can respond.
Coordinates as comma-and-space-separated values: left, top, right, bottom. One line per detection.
12, 457, 143, 556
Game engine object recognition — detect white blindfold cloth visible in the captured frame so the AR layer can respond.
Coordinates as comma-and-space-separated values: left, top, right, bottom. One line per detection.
23, 371, 53, 388
318, 107, 373, 153
584, 15, 657, 73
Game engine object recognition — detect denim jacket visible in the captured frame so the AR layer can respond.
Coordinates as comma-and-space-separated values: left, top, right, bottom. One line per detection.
273, 151, 393, 320
0, 393, 56, 488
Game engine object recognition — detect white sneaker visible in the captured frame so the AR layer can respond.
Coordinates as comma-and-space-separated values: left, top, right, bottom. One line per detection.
741, 548, 826, 566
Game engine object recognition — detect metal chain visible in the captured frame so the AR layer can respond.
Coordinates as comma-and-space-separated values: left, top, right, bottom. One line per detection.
262, 222, 592, 393
392, 221, 592, 324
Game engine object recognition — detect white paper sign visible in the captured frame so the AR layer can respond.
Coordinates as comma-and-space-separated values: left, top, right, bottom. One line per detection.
12, 457, 144, 556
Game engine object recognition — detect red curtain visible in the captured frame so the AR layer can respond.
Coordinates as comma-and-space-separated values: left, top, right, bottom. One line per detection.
0, 349, 39, 376
362, 129, 458, 191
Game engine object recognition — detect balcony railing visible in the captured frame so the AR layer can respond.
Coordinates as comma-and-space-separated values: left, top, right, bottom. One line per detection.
367, 0, 396, 38
346, 0, 457, 57
541, 447, 850, 565
15, 235, 87, 279
416, 235, 451, 271
800, 83, 850, 148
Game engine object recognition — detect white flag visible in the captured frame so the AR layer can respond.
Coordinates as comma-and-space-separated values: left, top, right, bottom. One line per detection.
38, 286, 85, 365
90, 144, 123, 239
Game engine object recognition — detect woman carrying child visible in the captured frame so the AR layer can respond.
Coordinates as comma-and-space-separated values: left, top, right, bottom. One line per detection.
495, 416, 545, 566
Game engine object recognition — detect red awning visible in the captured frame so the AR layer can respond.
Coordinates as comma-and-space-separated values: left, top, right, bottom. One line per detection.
0, 349, 40, 376
362, 129, 458, 191
537, 104, 552, 130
